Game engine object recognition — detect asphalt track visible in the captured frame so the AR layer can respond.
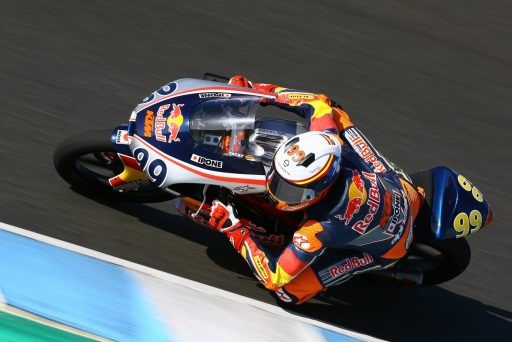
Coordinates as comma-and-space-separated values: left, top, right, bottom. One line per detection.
1, 1, 511, 341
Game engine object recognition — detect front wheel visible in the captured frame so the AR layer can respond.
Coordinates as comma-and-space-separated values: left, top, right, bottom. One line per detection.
53, 129, 174, 202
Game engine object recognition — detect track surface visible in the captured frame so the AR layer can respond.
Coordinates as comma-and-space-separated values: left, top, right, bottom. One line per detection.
2, 1, 511, 340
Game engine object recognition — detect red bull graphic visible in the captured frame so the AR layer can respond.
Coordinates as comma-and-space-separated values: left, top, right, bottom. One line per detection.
153, 103, 184, 143
352, 172, 381, 234
319, 253, 375, 285
335, 170, 367, 224
345, 128, 387, 173
167, 103, 184, 143
155, 104, 170, 142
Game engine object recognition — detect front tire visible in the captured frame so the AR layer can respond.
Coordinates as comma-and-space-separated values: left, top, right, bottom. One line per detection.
53, 129, 173, 202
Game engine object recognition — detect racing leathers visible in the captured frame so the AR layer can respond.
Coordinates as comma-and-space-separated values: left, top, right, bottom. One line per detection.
208, 76, 423, 304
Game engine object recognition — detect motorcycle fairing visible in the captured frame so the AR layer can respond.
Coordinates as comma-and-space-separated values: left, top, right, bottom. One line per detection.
124, 79, 280, 193
410, 166, 493, 241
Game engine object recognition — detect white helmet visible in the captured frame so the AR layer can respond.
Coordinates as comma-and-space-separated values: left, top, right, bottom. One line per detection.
267, 131, 343, 211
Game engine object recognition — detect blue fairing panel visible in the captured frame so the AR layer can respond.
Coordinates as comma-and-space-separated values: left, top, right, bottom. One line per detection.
427, 166, 493, 240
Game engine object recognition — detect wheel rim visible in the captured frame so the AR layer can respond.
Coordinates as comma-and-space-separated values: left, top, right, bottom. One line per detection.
73, 151, 124, 186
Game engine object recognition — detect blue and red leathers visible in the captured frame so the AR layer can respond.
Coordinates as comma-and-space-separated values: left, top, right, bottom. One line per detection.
210, 76, 423, 304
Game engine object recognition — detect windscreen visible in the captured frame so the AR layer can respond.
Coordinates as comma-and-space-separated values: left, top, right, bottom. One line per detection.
189, 97, 260, 158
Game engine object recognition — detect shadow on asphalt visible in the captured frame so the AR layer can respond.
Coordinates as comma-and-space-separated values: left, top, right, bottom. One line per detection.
73, 189, 512, 342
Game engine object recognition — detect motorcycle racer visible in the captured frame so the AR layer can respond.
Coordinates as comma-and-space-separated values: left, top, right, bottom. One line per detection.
208, 75, 424, 304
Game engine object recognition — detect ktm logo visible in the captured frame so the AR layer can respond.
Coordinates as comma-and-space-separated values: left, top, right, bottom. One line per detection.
144, 110, 154, 137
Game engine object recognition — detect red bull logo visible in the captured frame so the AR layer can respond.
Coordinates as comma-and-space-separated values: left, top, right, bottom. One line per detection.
327, 253, 374, 279
167, 103, 184, 143
153, 103, 184, 143
155, 104, 170, 142
336, 170, 367, 224
352, 172, 381, 234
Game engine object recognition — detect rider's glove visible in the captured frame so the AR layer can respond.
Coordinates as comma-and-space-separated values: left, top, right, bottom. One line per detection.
209, 200, 250, 251
229, 75, 252, 88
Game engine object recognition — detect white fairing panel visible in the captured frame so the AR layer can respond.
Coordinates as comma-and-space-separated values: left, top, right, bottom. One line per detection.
130, 136, 266, 194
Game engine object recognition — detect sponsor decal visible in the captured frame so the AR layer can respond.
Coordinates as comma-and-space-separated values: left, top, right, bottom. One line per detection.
254, 128, 281, 135
390, 198, 410, 245
275, 288, 292, 303
335, 170, 367, 224
324, 253, 374, 280
252, 233, 285, 248
154, 104, 170, 142
154, 103, 184, 143
190, 153, 223, 168
254, 255, 269, 279
406, 220, 413, 248
278, 93, 315, 102
233, 185, 257, 193
199, 92, 231, 99
115, 130, 130, 145
293, 233, 311, 250
292, 223, 324, 252
287, 93, 314, 100
144, 110, 154, 137
281, 201, 310, 211
351, 172, 381, 234
167, 103, 184, 143
391, 216, 412, 246
345, 128, 387, 173
241, 220, 267, 234
227, 152, 244, 158
386, 190, 404, 233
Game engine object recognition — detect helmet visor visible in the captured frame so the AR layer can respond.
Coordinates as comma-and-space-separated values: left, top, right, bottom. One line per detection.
267, 170, 315, 205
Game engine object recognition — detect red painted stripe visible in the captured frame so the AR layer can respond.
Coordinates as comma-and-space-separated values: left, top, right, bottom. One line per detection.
118, 154, 142, 171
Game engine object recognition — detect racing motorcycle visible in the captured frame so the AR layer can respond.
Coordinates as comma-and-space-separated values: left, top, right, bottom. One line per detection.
54, 73, 494, 289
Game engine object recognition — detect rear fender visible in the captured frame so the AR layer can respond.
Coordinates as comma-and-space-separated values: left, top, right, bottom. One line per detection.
410, 166, 493, 241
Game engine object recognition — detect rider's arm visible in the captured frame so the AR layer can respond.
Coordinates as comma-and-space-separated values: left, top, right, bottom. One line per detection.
239, 219, 330, 291
209, 200, 329, 290
230, 75, 397, 174
230, 75, 338, 134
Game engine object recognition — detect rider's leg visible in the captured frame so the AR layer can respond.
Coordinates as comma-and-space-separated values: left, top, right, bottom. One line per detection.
275, 249, 386, 304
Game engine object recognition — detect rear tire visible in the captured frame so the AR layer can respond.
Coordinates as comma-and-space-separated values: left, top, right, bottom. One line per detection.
53, 129, 173, 202
400, 238, 471, 286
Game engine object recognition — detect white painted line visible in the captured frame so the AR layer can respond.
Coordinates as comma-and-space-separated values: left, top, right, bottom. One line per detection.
0, 304, 111, 341
0, 221, 386, 342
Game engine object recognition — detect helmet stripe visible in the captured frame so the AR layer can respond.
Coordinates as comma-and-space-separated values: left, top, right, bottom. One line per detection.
293, 154, 335, 185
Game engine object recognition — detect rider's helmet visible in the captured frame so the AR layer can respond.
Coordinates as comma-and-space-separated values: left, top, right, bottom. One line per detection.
267, 131, 343, 211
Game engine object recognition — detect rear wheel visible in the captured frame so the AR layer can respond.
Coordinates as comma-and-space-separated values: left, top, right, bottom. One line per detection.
398, 238, 471, 285
53, 129, 174, 202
